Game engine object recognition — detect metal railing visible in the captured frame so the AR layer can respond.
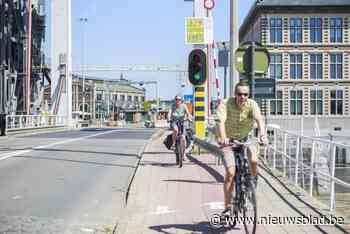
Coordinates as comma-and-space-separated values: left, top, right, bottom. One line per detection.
265, 125, 350, 212
6, 115, 66, 131
192, 124, 350, 213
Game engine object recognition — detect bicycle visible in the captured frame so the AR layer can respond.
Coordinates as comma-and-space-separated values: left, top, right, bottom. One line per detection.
221, 139, 257, 234
171, 118, 186, 168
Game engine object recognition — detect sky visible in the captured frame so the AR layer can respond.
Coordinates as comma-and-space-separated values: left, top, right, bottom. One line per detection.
46, 0, 256, 100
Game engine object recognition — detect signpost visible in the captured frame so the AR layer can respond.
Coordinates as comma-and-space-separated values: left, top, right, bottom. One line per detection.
234, 41, 273, 99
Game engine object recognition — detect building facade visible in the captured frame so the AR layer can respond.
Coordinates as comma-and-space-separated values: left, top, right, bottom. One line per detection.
71, 75, 145, 121
240, 0, 350, 135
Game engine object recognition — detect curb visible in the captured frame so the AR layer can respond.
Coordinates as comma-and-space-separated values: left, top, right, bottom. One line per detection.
124, 128, 165, 205
113, 128, 165, 234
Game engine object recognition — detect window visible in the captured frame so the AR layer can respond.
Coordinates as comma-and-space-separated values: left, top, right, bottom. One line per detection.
120, 95, 125, 101
330, 90, 343, 115
135, 96, 139, 103
96, 93, 102, 101
290, 90, 303, 115
290, 18, 302, 43
330, 53, 342, 80
330, 18, 342, 43
310, 18, 322, 43
310, 54, 323, 80
127, 96, 132, 101
290, 54, 303, 79
141, 96, 145, 102
270, 90, 283, 115
310, 90, 323, 115
270, 18, 282, 43
270, 54, 283, 80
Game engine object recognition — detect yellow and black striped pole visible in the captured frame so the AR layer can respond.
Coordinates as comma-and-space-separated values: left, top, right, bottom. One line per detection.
194, 85, 206, 139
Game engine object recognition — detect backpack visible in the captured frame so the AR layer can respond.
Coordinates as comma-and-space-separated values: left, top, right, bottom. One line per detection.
163, 134, 173, 150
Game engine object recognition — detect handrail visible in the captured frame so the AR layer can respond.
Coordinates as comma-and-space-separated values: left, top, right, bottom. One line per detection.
6, 115, 66, 131
192, 125, 350, 212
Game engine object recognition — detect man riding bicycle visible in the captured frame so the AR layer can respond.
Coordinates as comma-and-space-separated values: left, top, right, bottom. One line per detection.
167, 95, 192, 150
216, 80, 268, 215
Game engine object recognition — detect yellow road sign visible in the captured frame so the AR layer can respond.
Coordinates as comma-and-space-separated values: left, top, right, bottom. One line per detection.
185, 18, 205, 44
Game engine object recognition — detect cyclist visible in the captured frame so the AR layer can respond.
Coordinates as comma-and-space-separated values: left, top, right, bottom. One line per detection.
216, 80, 268, 215
167, 95, 192, 150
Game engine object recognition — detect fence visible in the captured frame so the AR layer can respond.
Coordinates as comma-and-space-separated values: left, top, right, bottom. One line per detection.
6, 115, 66, 131
265, 125, 350, 213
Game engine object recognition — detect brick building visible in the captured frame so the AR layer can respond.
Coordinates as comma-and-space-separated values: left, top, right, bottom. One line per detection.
240, 0, 350, 135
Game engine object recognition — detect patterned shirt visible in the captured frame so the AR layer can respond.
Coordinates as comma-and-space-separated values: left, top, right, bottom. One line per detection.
216, 97, 260, 140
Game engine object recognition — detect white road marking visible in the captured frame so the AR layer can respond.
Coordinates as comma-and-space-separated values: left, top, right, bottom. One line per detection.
203, 201, 224, 210
12, 195, 22, 200
80, 228, 94, 233
0, 129, 122, 161
151, 206, 176, 215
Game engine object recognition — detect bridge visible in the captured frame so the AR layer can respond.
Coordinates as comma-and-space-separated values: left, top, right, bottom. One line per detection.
0, 124, 348, 233
0, 0, 350, 233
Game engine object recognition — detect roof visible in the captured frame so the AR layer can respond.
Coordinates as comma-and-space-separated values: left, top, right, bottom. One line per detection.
240, 0, 350, 39
72, 74, 145, 94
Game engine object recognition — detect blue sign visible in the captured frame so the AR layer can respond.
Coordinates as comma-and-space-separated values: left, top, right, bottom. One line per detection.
183, 94, 194, 102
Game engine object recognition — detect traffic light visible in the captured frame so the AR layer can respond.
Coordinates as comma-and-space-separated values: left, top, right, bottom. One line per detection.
188, 49, 207, 85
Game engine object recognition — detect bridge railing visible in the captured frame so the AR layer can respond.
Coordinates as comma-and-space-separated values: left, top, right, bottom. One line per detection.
193, 121, 349, 213
265, 125, 350, 212
6, 115, 66, 131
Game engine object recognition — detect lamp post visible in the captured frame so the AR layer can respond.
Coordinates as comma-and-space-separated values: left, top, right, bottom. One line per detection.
79, 17, 88, 120
230, 0, 239, 95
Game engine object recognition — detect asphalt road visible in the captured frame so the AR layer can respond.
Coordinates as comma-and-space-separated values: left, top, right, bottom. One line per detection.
0, 128, 157, 233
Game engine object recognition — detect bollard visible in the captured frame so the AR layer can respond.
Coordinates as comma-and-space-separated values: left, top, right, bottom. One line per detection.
0, 114, 6, 136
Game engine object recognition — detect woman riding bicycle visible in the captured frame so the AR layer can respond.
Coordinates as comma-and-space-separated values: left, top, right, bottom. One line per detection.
167, 95, 192, 150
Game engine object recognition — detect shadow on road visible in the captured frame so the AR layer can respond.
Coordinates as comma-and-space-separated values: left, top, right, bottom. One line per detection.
187, 155, 224, 183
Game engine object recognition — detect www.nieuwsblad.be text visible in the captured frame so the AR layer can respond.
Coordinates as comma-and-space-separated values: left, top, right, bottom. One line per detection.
210, 214, 345, 227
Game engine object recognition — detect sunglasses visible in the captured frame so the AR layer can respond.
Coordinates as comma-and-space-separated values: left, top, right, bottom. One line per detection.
175, 99, 181, 101
237, 93, 249, 97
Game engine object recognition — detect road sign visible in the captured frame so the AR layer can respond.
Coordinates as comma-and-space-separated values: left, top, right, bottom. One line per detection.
235, 42, 270, 76
184, 94, 194, 102
252, 78, 276, 99
185, 17, 213, 44
204, 0, 215, 10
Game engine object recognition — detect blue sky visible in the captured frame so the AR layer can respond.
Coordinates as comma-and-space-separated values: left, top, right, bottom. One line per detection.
46, 0, 255, 99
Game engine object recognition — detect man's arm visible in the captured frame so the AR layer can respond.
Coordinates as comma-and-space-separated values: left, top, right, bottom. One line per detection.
216, 101, 228, 144
252, 102, 268, 145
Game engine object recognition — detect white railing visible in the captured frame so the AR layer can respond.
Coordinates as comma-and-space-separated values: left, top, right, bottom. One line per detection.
265, 125, 350, 212
6, 115, 66, 131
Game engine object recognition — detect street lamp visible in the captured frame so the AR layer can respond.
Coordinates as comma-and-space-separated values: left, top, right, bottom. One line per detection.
79, 17, 88, 120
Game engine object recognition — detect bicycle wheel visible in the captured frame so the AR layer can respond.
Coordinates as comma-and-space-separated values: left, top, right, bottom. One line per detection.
178, 138, 185, 168
242, 179, 257, 234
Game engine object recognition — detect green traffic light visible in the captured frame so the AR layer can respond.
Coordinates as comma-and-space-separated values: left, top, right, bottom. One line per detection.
194, 72, 201, 80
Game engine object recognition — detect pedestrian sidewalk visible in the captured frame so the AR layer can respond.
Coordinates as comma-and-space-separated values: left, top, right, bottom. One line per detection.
117, 132, 347, 234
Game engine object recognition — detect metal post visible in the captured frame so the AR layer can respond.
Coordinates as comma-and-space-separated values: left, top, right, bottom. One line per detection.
283, 133, 287, 177
80, 17, 88, 121
330, 143, 337, 211
295, 137, 300, 186
230, 0, 239, 95
309, 140, 316, 196
26, 0, 33, 114
250, 42, 255, 99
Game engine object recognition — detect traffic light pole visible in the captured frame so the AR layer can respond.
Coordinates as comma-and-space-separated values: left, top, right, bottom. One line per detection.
250, 42, 256, 100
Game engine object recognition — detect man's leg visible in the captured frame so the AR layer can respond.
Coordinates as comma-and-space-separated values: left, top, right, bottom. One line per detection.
224, 166, 235, 209
248, 145, 258, 177
222, 147, 235, 210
